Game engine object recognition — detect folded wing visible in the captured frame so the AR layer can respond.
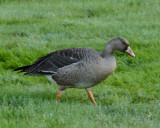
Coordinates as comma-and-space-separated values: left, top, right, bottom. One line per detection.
14, 48, 100, 75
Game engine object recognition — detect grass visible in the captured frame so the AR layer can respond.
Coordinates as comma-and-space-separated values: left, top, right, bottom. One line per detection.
0, 0, 160, 127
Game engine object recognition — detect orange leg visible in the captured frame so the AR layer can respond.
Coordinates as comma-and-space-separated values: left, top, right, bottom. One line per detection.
56, 90, 63, 101
86, 88, 97, 105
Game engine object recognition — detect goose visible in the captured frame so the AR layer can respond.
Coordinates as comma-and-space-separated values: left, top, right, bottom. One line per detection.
14, 37, 135, 105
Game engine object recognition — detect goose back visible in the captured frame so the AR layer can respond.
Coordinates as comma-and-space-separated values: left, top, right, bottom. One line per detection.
14, 48, 101, 75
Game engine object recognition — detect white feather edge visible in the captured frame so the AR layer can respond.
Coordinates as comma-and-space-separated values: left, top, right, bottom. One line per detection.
45, 75, 58, 85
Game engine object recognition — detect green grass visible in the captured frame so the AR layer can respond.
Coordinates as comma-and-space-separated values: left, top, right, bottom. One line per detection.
0, 0, 160, 127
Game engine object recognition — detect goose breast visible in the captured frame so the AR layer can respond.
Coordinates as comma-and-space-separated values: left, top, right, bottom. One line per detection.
52, 54, 116, 88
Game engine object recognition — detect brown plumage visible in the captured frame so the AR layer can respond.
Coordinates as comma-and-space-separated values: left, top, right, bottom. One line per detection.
14, 37, 135, 105
14, 48, 99, 75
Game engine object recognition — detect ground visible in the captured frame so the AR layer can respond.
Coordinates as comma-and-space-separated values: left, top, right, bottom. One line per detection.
0, 0, 160, 128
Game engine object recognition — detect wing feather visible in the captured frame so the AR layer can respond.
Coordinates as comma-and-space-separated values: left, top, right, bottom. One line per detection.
14, 47, 100, 75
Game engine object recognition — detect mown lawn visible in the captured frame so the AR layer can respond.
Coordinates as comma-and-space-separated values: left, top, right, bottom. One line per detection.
0, 0, 160, 127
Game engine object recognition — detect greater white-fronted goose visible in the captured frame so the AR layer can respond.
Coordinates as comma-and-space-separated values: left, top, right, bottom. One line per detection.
14, 37, 135, 105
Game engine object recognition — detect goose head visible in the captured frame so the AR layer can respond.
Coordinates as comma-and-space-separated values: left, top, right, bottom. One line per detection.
103, 37, 136, 57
